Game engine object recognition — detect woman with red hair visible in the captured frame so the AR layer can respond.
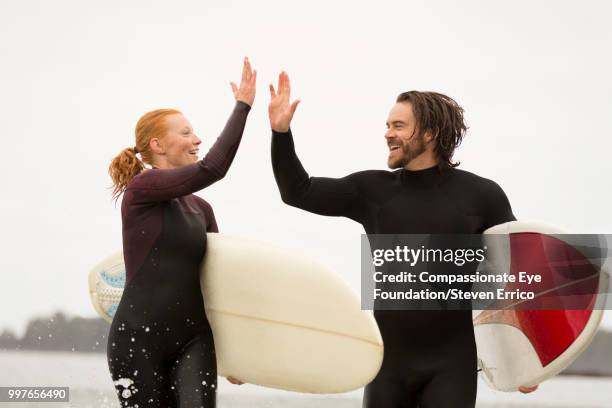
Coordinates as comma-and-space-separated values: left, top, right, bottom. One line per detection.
106, 57, 255, 407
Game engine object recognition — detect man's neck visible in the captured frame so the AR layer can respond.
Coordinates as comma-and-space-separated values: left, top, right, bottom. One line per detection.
403, 154, 439, 171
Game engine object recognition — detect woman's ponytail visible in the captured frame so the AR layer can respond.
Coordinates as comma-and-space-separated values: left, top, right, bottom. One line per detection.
109, 146, 145, 203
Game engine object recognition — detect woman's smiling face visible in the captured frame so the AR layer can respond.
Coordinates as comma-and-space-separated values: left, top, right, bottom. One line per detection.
157, 113, 202, 168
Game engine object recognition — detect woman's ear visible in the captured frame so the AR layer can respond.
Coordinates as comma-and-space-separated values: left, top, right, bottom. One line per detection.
150, 138, 165, 155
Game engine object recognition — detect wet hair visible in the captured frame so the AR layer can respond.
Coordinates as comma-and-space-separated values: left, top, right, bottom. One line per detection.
108, 108, 181, 202
396, 91, 468, 169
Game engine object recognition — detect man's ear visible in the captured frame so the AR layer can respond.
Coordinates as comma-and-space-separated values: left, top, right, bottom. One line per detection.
423, 131, 433, 144
425, 129, 439, 144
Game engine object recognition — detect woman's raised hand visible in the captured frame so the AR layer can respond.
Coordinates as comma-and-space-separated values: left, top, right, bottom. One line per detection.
231, 57, 256, 107
268, 71, 300, 133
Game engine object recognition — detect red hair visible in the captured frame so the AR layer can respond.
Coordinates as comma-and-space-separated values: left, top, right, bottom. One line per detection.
108, 109, 181, 202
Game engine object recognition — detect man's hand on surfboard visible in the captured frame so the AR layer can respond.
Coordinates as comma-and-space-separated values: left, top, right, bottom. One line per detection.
230, 57, 256, 107
268, 71, 300, 132
518, 384, 539, 393
227, 376, 244, 385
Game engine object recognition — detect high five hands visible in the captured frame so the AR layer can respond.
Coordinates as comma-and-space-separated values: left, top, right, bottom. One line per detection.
231, 57, 257, 107
268, 71, 300, 132
230, 61, 300, 132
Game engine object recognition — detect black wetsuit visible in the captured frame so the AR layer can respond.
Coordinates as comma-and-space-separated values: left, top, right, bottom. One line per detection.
107, 101, 250, 407
271, 129, 516, 408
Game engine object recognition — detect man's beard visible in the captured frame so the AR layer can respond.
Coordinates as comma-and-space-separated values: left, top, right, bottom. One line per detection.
388, 134, 426, 169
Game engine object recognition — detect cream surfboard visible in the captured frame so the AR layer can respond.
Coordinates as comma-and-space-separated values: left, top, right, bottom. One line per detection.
88, 234, 384, 393
473, 221, 608, 391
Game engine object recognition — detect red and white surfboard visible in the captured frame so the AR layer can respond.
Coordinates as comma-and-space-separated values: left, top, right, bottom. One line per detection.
473, 221, 608, 391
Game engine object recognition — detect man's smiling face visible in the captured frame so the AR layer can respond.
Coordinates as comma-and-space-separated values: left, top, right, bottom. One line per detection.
385, 101, 426, 169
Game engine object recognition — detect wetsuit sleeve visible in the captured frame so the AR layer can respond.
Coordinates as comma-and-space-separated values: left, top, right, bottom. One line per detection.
483, 179, 516, 228
271, 129, 364, 222
126, 101, 250, 204
205, 203, 219, 233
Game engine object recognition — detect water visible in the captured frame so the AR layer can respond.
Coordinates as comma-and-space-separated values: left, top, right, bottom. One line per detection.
0, 350, 610, 407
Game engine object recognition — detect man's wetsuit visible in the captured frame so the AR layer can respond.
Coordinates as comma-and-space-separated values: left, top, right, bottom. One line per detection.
107, 101, 250, 407
271, 129, 516, 408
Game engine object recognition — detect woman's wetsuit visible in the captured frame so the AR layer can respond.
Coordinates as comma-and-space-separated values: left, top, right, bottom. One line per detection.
271, 129, 516, 408
107, 101, 250, 407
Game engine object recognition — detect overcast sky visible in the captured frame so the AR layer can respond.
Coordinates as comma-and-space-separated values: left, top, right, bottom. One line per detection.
1, 0, 611, 336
